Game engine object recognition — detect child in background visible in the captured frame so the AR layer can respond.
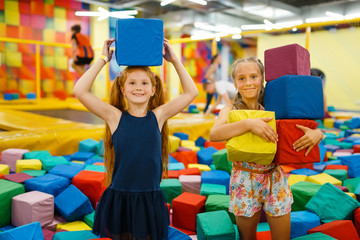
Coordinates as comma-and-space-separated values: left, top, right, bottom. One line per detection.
73, 38, 198, 240
70, 24, 94, 75
210, 57, 323, 240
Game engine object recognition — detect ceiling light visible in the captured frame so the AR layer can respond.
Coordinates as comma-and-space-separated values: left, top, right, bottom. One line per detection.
160, 0, 176, 6
325, 11, 344, 19
305, 16, 338, 23
187, 0, 207, 5
75, 7, 137, 21
241, 24, 267, 30
215, 36, 221, 41
232, 34, 242, 39
264, 19, 273, 25
344, 12, 360, 19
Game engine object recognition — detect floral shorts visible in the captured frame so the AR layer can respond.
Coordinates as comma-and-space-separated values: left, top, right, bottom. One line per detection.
229, 161, 293, 217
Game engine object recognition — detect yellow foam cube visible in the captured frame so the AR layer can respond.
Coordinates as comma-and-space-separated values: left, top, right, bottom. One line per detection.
352, 133, 360, 137
181, 140, 196, 148
6, 52, 22, 67
326, 151, 332, 158
306, 173, 342, 186
19, 79, 36, 94
56, 221, 92, 231
169, 135, 181, 153
226, 110, 276, 165
43, 29, 56, 43
0, 164, 10, 175
346, 192, 357, 200
288, 174, 308, 186
71, 161, 85, 164
188, 164, 211, 173
54, 18, 66, 32
323, 118, 335, 129
54, 7, 66, 18
43, 55, 55, 68
5, 0, 18, 11
54, 55, 68, 70
5, 9, 19, 26
16, 160, 42, 173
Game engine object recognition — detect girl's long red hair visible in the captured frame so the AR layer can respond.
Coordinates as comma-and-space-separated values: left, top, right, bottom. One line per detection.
103, 66, 169, 187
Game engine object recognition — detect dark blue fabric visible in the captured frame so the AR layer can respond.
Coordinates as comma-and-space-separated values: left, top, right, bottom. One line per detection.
115, 18, 164, 66
265, 75, 324, 119
93, 111, 169, 239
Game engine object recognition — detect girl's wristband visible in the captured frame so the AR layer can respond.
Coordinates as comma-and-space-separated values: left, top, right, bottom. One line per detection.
100, 55, 109, 63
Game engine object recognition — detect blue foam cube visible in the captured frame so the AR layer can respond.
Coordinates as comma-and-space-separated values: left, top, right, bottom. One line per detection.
324, 144, 341, 153
79, 139, 99, 153
195, 136, 207, 147
71, 151, 95, 161
23, 150, 52, 161
169, 155, 178, 163
49, 164, 84, 179
339, 155, 360, 178
4, 93, 12, 100
173, 132, 189, 140
55, 185, 93, 222
24, 173, 70, 196
201, 170, 230, 194
291, 168, 319, 176
197, 147, 217, 166
168, 226, 192, 240
265, 75, 324, 119
115, 18, 163, 66
168, 162, 185, 171
348, 117, 360, 129
290, 211, 321, 239
26, 93, 36, 99
313, 163, 326, 173
53, 230, 98, 240
0, 222, 44, 240
345, 130, 360, 137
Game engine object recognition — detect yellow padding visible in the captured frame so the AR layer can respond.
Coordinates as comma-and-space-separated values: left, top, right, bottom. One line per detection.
169, 135, 181, 153
346, 192, 357, 200
288, 174, 307, 186
323, 118, 335, 129
0, 164, 10, 175
306, 173, 342, 186
16, 160, 42, 173
226, 110, 276, 165
56, 221, 92, 231
188, 164, 211, 173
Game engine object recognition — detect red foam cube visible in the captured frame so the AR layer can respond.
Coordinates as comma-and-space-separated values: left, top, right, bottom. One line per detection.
264, 43, 310, 82
166, 170, 179, 179
308, 220, 360, 240
172, 192, 206, 232
204, 141, 226, 150
274, 119, 320, 165
72, 170, 106, 208
354, 207, 360, 237
0, 173, 4, 179
354, 145, 360, 153
178, 168, 201, 176
5, 172, 33, 184
170, 151, 198, 168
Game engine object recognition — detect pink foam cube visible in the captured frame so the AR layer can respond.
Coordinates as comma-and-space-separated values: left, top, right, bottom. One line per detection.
1, 149, 29, 172
11, 191, 54, 227
5, 172, 33, 184
178, 175, 201, 194
264, 44, 310, 82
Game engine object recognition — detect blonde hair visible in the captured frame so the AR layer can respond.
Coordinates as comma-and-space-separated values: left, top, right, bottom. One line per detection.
231, 57, 265, 110
103, 66, 169, 187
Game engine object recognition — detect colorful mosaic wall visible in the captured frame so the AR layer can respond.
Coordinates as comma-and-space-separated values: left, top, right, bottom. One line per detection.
0, 0, 91, 99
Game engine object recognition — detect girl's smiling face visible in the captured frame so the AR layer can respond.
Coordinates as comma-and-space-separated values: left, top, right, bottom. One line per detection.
233, 62, 263, 102
122, 70, 155, 104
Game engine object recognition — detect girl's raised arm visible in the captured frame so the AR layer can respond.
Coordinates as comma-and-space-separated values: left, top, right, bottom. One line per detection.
155, 39, 198, 123
73, 39, 120, 127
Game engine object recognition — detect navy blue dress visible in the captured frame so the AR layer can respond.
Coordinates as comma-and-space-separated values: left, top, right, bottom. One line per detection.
93, 111, 169, 239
